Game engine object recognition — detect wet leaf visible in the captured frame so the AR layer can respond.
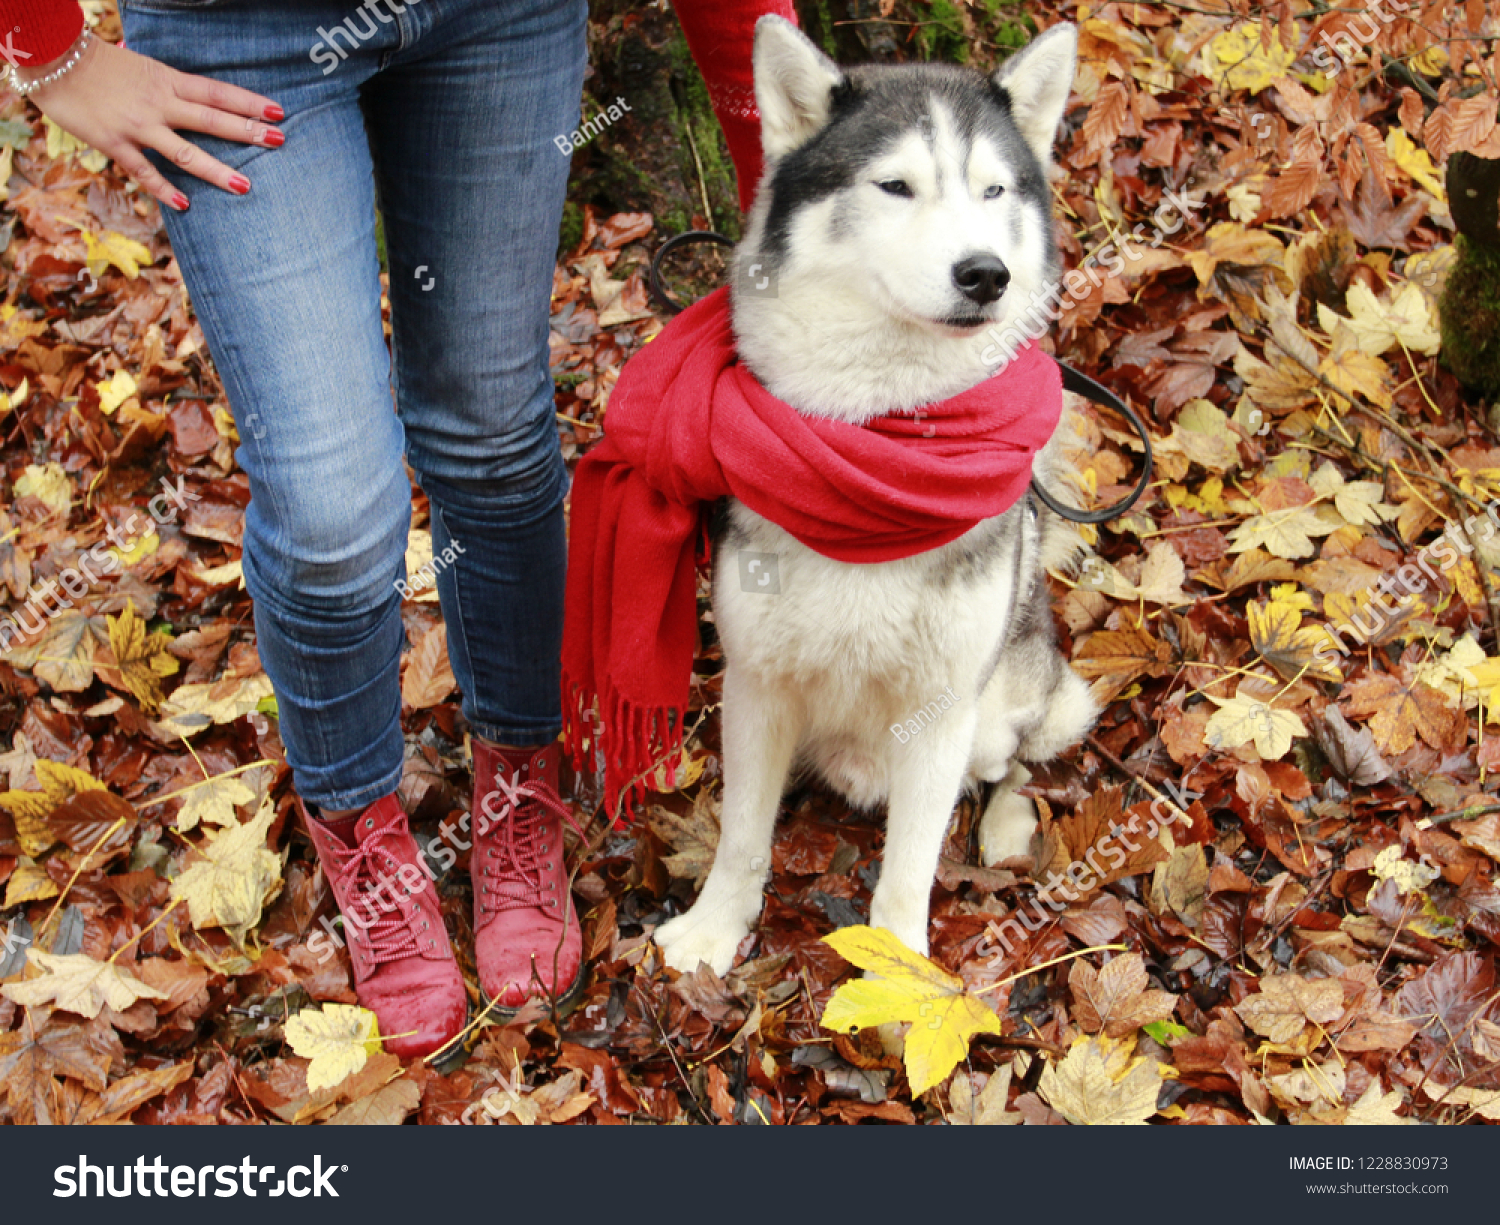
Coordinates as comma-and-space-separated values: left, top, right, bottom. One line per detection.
2, 952, 168, 1019
1069, 953, 1178, 1039
821, 926, 1000, 1095
284, 1004, 382, 1094
1036, 1035, 1164, 1125
169, 800, 282, 942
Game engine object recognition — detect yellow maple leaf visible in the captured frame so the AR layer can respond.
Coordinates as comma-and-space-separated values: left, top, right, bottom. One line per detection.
0, 759, 108, 858
1344, 1080, 1411, 1124
43, 117, 107, 170
820, 925, 1000, 1095
1, 951, 168, 1019
3, 858, 59, 906
1386, 128, 1446, 200
96, 370, 138, 416
1318, 281, 1441, 357
13, 463, 72, 519
1226, 179, 1263, 223
1267, 581, 1314, 612
1167, 399, 1241, 474
1203, 23, 1296, 94
1371, 846, 1440, 897
169, 800, 282, 943
105, 602, 180, 716
111, 529, 159, 568
1204, 686, 1307, 759
82, 229, 154, 280
1441, 1084, 1500, 1121
173, 772, 259, 833
1306, 461, 1398, 527
154, 673, 275, 739
193, 559, 244, 588
1415, 634, 1487, 707
1249, 599, 1342, 682
1468, 654, 1500, 719
1409, 44, 1448, 76
1, 375, 28, 415
285, 1004, 382, 1093
1227, 505, 1338, 559
1036, 1034, 1164, 1125
1319, 343, 1392, 410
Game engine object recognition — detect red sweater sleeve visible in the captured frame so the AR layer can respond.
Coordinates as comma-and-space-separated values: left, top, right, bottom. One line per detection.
672, 0, 798, 212
0, 0, 85, 67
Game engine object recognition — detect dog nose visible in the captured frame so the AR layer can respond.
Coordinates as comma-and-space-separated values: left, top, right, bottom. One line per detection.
952, 253, 1010, 305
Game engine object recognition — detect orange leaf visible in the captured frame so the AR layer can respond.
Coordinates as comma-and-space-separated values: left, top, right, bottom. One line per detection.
1344, 673, 1465, 755
1084, 82, 1129, 153
1423, 104, 1454, 165
1263, 161, 1320, 219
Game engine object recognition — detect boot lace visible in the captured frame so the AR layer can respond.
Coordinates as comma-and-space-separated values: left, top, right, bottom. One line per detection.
475, 769, 583, 917
327, 810, 434, 968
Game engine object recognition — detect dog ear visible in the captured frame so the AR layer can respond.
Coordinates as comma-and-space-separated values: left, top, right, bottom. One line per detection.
754, 15, 844, 163
993, 23, 1077, 165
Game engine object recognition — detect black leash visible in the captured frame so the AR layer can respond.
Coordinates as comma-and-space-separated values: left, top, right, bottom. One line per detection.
1039, 362, 1154, 524
647, 231, 1153, 525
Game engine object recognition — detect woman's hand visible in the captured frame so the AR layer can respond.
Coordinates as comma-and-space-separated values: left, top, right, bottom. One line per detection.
28, 34, 284, 211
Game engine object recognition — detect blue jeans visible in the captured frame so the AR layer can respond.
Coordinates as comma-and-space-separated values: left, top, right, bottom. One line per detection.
120, 0, 588, 810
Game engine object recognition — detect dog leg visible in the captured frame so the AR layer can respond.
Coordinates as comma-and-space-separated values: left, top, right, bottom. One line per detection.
978, 761, 1037, 867
655, 667, 802, 976
871, 710, 977, 957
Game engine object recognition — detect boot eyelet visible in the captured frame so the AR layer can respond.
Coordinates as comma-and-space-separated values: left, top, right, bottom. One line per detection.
545, 861, 554, 871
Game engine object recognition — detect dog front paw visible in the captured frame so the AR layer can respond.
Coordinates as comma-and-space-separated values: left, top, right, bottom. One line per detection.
978, 788, 1038, 869
655, 906, 754, 976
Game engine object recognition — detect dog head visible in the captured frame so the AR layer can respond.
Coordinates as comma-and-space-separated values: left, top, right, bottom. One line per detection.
733, 18, 1076, 418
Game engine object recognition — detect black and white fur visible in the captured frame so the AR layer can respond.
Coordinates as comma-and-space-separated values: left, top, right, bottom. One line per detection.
655, 17, 1097, 974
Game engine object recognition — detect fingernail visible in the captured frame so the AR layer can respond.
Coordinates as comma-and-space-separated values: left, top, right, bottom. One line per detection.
263, 128, 285, 148
263, 103, 284, 122
229, 174, 251, 196
171, 191, 190, 212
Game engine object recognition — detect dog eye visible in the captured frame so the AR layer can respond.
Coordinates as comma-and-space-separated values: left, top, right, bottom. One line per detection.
984, 184, 1005, 200
877, 179, 914, 198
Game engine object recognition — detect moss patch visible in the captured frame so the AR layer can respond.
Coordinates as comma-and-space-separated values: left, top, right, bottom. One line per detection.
1440, 234, 1500, 398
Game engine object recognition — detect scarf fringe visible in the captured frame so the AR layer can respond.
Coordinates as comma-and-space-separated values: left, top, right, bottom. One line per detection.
562, 673, 683, 826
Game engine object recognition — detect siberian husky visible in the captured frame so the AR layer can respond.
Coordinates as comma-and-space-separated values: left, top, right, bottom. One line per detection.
654, 17, 1097, 974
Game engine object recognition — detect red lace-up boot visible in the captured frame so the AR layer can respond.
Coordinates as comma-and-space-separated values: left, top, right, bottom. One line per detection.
470, 740, 585, 1014
303, 795, 468, 1061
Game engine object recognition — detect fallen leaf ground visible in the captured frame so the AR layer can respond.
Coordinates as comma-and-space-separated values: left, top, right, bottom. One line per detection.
2, 1, 1499, 1126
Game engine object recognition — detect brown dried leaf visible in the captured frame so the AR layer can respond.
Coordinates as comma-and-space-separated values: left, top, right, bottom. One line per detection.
1070, 953, 1178, 1039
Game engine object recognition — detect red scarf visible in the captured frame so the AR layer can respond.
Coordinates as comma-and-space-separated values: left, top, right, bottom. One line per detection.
561, 287, 1062, 817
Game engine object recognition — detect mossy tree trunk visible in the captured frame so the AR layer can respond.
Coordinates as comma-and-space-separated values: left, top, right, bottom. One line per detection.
1440, 151, 1500, 398
563, 2, 743, 250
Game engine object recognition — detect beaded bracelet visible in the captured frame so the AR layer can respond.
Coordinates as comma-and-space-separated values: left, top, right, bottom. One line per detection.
6, 27, 94, 97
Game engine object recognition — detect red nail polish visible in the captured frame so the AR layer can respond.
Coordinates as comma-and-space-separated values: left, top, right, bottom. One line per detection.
263, 103, 284, 122
228, 174, 251, 196
263, 129, 285, 148
171, 191, 190, 211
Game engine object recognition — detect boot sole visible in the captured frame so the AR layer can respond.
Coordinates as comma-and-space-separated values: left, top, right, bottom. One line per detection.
479, 962, 589, 1025
423, 1001, 478, 1075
